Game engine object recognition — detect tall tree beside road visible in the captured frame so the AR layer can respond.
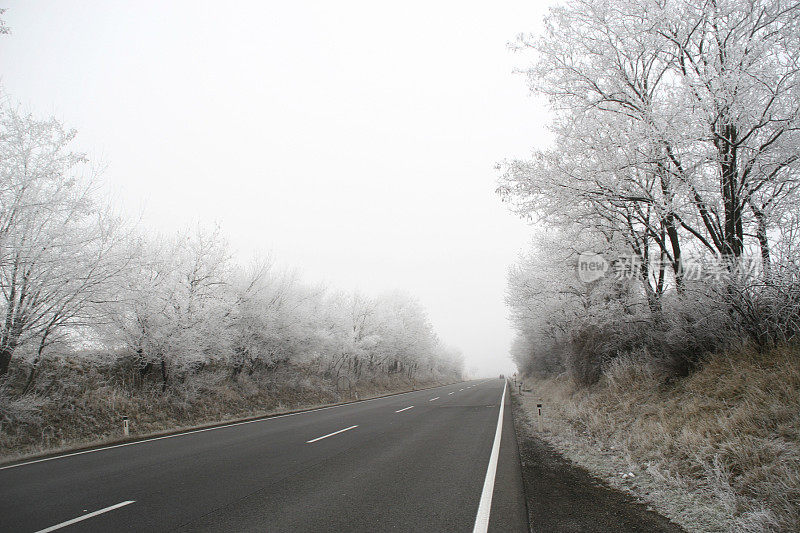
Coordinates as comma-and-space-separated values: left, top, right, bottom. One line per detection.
109, 227, 234, 389
500, 0, 800, 379
500, 0, 800, 281
0, 106, 128, 377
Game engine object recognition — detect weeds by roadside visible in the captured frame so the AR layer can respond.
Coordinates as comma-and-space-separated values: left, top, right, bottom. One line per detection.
515, 345, 800, 533
0, 358, 447, 462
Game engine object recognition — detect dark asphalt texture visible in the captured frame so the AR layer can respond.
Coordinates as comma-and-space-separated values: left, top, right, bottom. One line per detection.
0, 379, 528, 533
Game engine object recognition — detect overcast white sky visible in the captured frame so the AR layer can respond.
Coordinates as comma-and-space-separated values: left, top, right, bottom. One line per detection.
1, 0, 553, 376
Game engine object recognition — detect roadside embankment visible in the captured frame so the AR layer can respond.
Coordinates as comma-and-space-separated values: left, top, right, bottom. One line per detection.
514, 346, 800, 532
0, 358, 453, 464
511, 391, 684, 532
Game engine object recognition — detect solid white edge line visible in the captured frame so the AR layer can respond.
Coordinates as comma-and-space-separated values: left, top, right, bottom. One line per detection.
306, 425, 359, 443
1, 382, 469, 471
35, 500, 135, 533
395, 406, 414, 413
472, 381, 506, 533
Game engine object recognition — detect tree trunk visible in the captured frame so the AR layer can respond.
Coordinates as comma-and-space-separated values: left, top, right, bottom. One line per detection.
23, 330, 52, 394
0, 348, 11, 376
664, 215, 684, 292
160, 358, 169, 392
0, 332, 19, 376
719, 123, 744, 260
642, 279, 662, 315
752, 204, 771, 279
659, 168, 684, 291
22, 362, 38, 395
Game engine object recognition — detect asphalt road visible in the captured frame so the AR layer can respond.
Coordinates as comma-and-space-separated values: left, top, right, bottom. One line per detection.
0, 379, 528, 533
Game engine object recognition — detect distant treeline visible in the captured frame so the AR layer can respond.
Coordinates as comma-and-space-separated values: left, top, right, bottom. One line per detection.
0, 100, 463, 419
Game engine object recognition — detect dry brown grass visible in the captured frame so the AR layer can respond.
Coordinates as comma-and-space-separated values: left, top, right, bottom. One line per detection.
0, 359, 448, 462
517, 345, 800, 532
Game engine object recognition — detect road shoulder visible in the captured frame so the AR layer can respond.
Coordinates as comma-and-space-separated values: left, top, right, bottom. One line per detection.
488, 382, 529, 532
510, 393, 684, 533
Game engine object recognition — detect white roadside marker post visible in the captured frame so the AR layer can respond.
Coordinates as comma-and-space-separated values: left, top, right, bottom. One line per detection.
122, 416, 129, 437
536, 402, 542, 432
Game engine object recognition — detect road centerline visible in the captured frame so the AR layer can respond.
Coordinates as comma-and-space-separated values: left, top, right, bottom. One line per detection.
34, 501, 135, 533
306, 425, 359, 443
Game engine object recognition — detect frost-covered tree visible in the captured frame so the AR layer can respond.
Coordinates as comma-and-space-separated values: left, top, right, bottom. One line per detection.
501, 0, 800, 278
228, 261, 325, 375
0, 106, 128, 377
110, 227, 233, 388
0, 8, 9, 35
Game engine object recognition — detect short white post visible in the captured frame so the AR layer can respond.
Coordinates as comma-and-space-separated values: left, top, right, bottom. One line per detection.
122, 416, 129, 437
536, 402, 543, 432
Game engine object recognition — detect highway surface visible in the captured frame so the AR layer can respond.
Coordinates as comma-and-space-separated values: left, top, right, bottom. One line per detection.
0, 379, 528, 532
